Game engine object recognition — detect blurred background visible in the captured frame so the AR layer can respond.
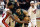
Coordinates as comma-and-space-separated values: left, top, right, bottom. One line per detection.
0, 0, 40, 14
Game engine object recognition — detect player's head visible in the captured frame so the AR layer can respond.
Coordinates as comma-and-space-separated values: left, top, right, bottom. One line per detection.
16, 8, 21, 14
30, 1, 35, 6
7, 2, 13, 9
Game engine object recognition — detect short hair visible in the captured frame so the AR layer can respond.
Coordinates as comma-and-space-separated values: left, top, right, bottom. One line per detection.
8, 2, 13, 6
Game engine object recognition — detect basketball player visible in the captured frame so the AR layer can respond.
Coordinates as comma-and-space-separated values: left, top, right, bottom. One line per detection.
2, 2, 13, 27
28, 1, 37, 27
28, 1, 40, 27
13, 7, 30, 27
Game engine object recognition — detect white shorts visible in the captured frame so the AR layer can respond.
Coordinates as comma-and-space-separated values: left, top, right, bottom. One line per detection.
28, 22, 31, 27
31, 19, 36, 25
28, 19, 37, 27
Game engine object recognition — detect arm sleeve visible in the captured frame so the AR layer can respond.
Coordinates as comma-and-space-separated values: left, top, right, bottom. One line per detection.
5, 8, 10, 11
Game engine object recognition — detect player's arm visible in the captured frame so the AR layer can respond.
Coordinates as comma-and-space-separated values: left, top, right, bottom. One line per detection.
6, 10, 25, 23
23, 10, 30, 23
6, 10, 12, 15
23, 10, 29, 16
12, 14, 27, 24
35, 2, 40, 6
6, 10, 28, 23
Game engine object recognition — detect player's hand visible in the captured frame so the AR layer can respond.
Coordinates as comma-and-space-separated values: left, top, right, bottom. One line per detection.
7, 10, 12, 15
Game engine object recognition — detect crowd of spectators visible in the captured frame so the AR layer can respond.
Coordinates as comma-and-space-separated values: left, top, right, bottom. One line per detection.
4, 0, 31, 10
3, 0, 40, 14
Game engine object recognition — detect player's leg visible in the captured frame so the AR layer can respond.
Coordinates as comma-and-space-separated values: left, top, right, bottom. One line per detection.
31, 19, 37, 27
9, 17, 12, 26
33, 20, 37, 27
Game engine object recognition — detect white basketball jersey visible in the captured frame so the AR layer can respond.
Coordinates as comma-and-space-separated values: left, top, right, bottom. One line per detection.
28, 6, 37, 19
2, 8, 9, 19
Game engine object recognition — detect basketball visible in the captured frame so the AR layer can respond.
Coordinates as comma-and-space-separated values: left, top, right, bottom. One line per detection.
23, 17, 30, 23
